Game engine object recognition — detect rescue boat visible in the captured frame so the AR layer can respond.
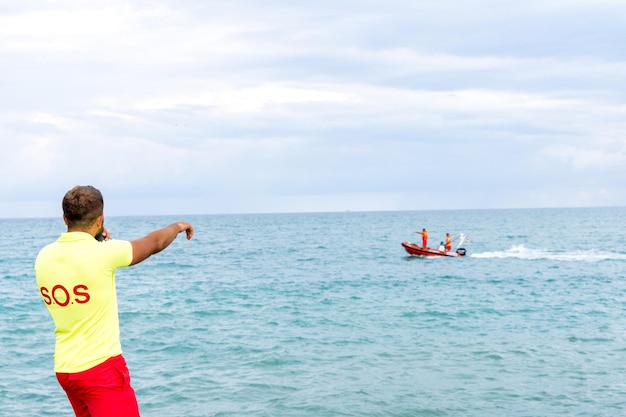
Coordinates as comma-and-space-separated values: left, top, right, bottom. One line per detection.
402, 233, 469, 257
401, 242, 466, 257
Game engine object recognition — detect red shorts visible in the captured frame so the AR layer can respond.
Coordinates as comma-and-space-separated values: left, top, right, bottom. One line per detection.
56, 355, 140, 417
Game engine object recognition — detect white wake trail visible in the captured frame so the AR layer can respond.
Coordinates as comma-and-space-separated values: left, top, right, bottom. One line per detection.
471, 245, 626, 262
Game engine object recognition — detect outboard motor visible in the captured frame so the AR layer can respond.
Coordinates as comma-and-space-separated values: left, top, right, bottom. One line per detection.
455, 234, 469, 256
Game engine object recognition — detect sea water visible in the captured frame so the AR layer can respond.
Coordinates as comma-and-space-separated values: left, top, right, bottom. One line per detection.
1, 207, 626, 416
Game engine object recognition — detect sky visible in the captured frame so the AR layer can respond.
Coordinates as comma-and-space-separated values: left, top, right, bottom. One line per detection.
1, 0, 625, 218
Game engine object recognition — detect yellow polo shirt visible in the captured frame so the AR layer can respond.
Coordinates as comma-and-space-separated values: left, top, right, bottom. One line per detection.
35, 232, 133, 373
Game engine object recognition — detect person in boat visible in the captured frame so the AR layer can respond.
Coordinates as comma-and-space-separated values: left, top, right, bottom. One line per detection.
35, 185, 194, 417
438, 242, 445, 251
445, 233, 452, 252
416, 228, 428, 247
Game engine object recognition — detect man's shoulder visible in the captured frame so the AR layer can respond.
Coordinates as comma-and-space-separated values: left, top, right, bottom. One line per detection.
36, 238, 62, 258
103, 239, 132, 248
100, 240, 133, 267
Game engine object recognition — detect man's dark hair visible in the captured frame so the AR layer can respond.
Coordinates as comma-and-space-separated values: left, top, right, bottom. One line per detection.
62, 185, 104, 229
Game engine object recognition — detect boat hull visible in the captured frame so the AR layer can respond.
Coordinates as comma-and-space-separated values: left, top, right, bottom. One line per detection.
402, 241, 466, 257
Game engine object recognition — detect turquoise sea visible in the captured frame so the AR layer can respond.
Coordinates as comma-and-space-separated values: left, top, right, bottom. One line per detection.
2, 207, 626, 416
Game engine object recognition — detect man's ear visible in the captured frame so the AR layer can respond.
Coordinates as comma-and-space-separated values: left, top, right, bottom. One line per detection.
62, 215, 69, 226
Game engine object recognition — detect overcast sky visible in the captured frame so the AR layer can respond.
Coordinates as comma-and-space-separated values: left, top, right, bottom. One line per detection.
1, 0, 625, 218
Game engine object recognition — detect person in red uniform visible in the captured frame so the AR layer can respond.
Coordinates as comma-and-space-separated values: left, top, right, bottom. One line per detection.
416, 228, 428, 248
445, 233, 453, 252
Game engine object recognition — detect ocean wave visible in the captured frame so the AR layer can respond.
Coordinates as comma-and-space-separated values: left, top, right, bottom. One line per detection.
471, 245, 626, 262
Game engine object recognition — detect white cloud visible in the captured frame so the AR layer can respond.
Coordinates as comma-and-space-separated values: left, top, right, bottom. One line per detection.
130, 83, 361, 114
1, 0, 626, 216
542, 146, 626, 170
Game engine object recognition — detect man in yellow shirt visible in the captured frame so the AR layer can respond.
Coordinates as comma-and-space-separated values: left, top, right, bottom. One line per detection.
35, 185, 194, 417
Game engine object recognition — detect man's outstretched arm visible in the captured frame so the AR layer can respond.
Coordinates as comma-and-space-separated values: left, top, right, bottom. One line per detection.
130, 222, 194, 266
